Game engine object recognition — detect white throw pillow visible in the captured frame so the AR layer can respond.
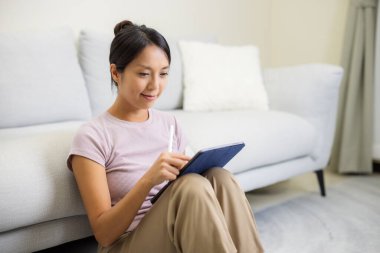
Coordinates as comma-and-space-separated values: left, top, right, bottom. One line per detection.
178, 41, 269, 111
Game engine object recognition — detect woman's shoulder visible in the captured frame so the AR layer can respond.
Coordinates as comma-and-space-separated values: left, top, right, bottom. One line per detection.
75, 112, 109, 138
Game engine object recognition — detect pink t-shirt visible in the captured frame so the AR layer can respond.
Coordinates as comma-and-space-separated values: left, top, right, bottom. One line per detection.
66, 109, 187, 231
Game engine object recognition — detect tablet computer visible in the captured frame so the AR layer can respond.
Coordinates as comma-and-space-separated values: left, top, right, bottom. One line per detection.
150, 142, 245, 204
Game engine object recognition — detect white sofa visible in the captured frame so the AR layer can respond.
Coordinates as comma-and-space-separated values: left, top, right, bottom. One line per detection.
0, 28, 343, 252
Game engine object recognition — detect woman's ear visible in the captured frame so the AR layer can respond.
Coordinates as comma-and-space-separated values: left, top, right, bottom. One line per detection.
110, 64, 120, 85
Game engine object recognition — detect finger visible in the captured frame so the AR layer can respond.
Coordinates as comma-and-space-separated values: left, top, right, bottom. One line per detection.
162, 168, 177, 181
179, 160, 189, 170
165, 157, 190, 169
163, 164, 180, 176
168, 152, 191, 161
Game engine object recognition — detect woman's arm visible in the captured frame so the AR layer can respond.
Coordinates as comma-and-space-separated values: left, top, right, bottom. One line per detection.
71, 152, 190, 247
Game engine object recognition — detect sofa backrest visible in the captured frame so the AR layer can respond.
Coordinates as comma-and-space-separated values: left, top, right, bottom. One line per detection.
0, 27, 216, 128
0, 28, 92, 128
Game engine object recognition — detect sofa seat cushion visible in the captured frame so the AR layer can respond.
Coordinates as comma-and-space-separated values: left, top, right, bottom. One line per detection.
170, 110, 317, 174
0, 122, 86, 233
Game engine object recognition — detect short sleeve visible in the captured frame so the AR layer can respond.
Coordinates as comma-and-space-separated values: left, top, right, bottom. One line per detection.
66, 122, 108, 171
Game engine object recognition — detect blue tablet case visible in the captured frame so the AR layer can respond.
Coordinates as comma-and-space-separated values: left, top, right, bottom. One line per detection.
151, 142, 245, 204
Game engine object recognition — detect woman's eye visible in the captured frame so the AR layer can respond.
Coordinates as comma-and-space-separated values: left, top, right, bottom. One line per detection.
160, 72, 169, 77
139, 72, 149, 77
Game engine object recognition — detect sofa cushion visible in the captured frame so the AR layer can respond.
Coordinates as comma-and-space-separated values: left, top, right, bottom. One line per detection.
0, 28, 92, 128
78, 30, 116, 116
78, 30, 185, 115
0, 122, 86, 233
170, 110, 317, 174
178, 41, 269, 112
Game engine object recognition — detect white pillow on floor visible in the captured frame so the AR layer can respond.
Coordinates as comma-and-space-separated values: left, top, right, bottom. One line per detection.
179, 41, 269, 111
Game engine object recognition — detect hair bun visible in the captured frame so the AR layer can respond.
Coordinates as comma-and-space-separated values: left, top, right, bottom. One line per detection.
114, 20, 134, 36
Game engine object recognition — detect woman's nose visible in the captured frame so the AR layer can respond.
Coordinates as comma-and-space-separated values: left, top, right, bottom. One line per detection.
147, 75, 160, 90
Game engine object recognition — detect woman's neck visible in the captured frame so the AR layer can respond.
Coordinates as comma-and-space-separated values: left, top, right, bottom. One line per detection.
107, 101, 149, 122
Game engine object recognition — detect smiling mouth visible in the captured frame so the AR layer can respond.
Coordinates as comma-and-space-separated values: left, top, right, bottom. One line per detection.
141, 94, 157, 101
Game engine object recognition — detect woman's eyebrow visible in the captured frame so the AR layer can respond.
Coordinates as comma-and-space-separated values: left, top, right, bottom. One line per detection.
136, 64, 169, 70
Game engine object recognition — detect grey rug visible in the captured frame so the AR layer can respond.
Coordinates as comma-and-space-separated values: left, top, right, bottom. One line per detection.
254, 175, 380, 253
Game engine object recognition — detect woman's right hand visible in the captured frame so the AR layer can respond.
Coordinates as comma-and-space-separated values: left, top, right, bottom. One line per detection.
143, 152, 191, 187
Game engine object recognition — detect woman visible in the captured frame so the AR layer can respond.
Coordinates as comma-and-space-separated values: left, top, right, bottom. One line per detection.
67, 20, 264, 253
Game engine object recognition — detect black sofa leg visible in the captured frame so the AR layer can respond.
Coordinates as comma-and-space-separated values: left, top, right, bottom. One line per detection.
315, 169, 326, 197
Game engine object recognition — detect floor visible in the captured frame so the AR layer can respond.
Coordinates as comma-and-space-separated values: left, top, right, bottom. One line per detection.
248, 170, 380, 253
246, 169, 347, 213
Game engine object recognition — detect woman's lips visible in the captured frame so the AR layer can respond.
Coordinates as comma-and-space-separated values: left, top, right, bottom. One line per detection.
141, 94, 157, 101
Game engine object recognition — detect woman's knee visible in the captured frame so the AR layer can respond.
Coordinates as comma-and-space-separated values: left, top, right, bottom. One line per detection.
203, 168, 235, 183
204, 167, 232, 178
172, 174, 214, 199
204, 168, 243, 191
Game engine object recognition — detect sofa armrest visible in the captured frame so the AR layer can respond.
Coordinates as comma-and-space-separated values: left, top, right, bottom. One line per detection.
263, 64, 343, 168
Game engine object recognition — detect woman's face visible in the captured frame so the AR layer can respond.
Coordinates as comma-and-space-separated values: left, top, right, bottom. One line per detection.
111, 44, 170, 111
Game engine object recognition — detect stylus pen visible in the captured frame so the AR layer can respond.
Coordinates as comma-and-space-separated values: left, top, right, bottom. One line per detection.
168, 125, 174, 152
151, 125, 175, 204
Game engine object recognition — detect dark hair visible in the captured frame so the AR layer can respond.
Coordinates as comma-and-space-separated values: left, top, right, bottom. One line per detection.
109, 20, 171, 89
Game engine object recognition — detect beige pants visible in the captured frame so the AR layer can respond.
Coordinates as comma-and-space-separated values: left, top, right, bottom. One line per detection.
98, 168, 264, 253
